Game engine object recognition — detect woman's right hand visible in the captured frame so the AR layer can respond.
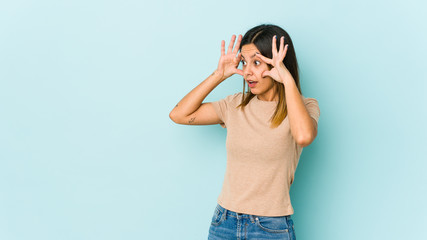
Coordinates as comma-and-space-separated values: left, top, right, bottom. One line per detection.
216, 34, 243, 80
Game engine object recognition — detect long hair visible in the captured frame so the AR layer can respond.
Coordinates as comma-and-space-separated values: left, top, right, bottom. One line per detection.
236, 24, 302, 128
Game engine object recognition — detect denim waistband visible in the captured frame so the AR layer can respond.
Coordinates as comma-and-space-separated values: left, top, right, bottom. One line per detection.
216, 203, 292, 222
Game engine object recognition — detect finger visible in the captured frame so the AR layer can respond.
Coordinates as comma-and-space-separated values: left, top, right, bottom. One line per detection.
221, 40, 225, 56
279, 36, 284, 56
256, 52, 272, 65
233, 34, 242, 54
283, 44, 289, 59
272, 35, 277, 58
227, 35, 236, 54
235, 69, 244, 76
233, 53, 242, 65
262, 70, 271, 78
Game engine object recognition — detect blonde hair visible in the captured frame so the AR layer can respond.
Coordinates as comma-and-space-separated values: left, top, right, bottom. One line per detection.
237, 78, 301, 128
237, 24, 302, 128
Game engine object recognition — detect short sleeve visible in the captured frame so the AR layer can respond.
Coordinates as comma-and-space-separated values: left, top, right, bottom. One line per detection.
210, 93, 241, 128
303, 97, 320, 129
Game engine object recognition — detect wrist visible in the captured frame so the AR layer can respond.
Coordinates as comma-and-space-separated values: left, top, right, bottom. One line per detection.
278, 65, 292, 83
213, 69, 226, 81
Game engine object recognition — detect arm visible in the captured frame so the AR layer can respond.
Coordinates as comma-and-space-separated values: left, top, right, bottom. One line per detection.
169, 34, 243, 125
257, 35, 317, 147
279, 67, 317, 147
169, 70, 224, 125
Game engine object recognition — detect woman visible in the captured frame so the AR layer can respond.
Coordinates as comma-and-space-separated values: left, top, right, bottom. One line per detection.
169, 24, 320, 240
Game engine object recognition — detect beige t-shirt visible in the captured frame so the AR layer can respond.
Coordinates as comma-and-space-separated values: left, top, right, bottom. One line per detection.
211, 92, 320, 216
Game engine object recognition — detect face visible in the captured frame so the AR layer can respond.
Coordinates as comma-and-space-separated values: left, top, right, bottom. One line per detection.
240, 44, 277, 99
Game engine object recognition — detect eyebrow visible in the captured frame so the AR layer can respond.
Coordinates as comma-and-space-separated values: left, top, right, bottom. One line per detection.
241, 52, 259, 59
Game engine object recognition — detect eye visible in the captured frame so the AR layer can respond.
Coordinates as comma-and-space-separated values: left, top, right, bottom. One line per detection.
241, 60, 246, 66
254, 60, 261, 66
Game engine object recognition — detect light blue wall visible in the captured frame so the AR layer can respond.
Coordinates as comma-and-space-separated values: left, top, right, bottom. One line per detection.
1, 0, 425, 239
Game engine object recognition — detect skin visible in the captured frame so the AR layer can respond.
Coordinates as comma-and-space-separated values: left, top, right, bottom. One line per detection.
240, 44, 278, 101
256, 35, 318, 146
169, 34, 317, 147
216, 34, 244, 79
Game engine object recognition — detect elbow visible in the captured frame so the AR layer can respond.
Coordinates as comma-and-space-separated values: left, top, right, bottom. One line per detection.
296, 123, 318, 147
169, 111, 186, 124
296, 133, 316, 148
169, 111, 179, 124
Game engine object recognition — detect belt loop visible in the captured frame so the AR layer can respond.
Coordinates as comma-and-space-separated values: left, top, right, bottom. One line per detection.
223, 208, 227, 221
249, 215, 255, 223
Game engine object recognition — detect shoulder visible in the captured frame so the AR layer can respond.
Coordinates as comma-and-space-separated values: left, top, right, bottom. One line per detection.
210, 92, 243, 111
227, 92, 243, 100
222, 92, 243, 104
302, 95, 319, 106
301, 96, 320, 120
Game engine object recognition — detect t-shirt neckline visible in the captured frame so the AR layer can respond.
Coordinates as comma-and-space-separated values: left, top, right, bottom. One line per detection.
255, 95, 279, 103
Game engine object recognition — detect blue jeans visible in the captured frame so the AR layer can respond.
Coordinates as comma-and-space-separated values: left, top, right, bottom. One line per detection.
208, 203, 296, 240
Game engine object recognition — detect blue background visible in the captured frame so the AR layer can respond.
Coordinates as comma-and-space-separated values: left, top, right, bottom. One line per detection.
1, 0, 426, 239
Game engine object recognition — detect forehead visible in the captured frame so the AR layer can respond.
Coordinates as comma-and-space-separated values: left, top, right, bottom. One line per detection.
240, 43, 260, 57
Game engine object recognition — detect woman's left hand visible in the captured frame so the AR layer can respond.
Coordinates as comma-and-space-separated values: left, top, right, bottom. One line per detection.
256, 35, 290, 83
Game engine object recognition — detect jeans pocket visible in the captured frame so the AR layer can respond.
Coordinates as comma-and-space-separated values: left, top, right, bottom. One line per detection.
255, 216, 290, 233
211, 205, 225, 226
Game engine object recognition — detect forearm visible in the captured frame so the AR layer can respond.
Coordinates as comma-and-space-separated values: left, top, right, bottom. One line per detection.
278, 66, 316, 144
170, 70, 224, 119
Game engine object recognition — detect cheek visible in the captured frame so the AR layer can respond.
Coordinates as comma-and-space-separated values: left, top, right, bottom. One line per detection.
255, 66, 267, 76
259, 65, 270, 77
256, 69, 269, 79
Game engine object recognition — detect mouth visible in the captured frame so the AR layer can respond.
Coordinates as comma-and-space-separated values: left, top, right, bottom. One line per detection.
246, 80, 258, 88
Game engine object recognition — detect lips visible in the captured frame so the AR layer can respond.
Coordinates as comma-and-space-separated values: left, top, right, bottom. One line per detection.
247, 80, 258, 88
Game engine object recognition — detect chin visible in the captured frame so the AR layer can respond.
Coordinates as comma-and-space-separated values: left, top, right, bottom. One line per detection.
249, 87, 261, 94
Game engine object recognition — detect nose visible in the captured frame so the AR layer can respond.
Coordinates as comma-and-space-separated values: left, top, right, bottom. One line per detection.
243, 64, 253, 79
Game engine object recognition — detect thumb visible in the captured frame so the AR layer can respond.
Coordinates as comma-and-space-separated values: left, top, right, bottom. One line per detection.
262, 71, 271, 78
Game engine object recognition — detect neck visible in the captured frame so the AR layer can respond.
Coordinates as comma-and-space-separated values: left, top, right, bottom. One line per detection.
256, 85, 278, 101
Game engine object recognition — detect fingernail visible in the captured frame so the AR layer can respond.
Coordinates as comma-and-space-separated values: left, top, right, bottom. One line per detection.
274, 35, 276, 38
